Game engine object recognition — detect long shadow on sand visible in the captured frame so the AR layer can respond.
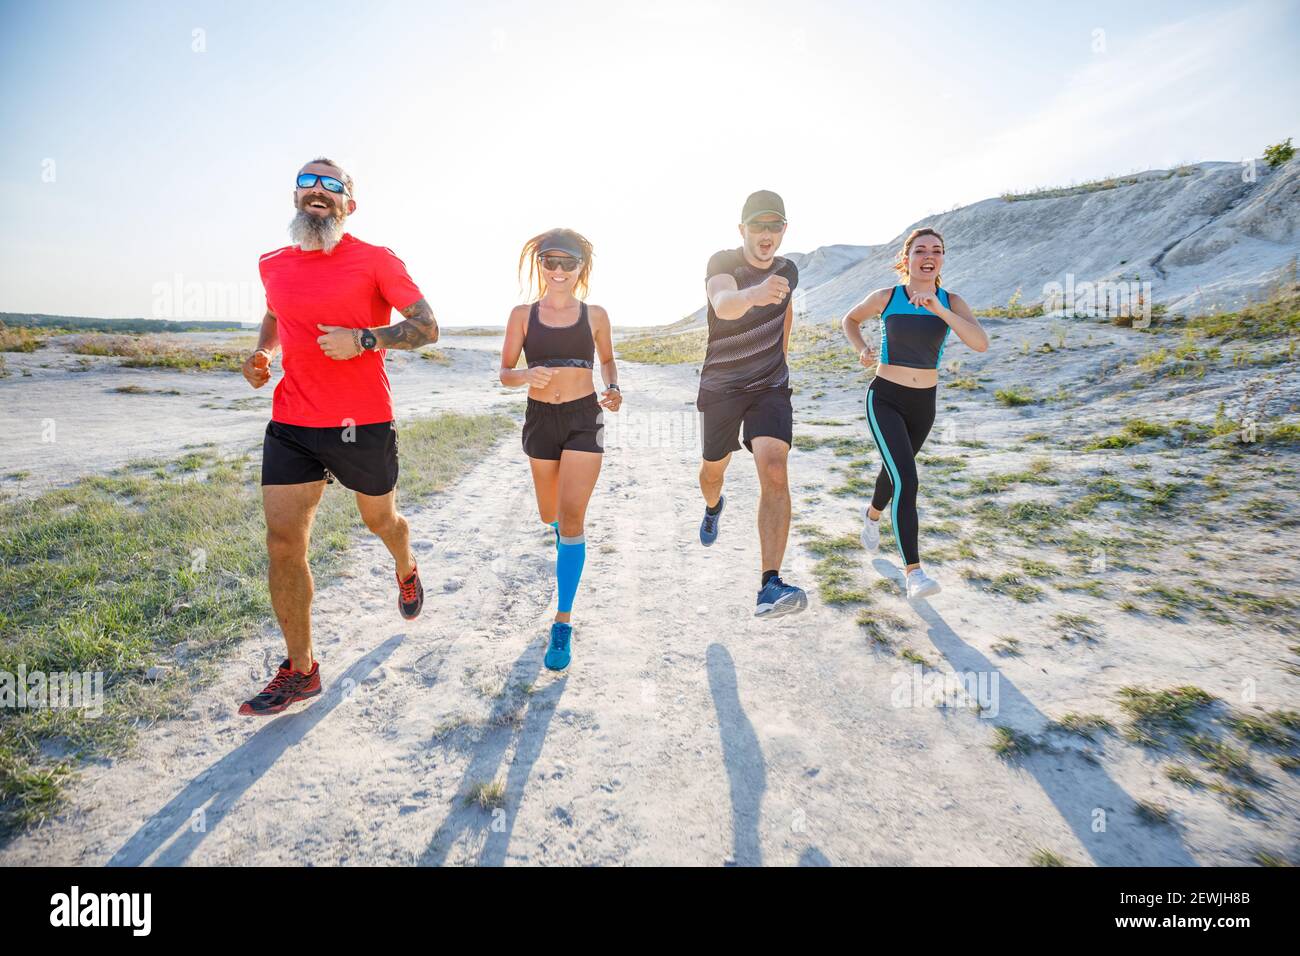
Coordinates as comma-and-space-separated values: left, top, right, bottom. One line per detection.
109, 635, 404, 866
419, 636, 565, 866
707, 643, 767, 867
873, 557, 1197, 866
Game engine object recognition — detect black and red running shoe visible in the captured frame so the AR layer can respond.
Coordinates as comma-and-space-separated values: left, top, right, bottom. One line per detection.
397, 562, 424, 620
238, 659, 321, 716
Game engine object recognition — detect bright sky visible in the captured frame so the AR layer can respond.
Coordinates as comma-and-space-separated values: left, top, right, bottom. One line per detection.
1, 0, 1297, 327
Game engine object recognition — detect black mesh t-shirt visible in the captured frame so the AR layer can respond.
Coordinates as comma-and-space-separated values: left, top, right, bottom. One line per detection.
699, 248, 799, 399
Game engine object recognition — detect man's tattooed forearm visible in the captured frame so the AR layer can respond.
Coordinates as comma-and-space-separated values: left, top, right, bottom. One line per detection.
373, 298, 439, 349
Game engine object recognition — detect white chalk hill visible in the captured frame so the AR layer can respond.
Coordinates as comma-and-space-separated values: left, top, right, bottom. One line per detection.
677, 159, 1300, 327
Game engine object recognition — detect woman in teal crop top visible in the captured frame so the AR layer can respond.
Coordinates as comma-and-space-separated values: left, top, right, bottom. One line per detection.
839, 227, 989, 599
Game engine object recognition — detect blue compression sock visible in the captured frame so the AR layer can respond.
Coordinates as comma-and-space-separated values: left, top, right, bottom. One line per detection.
556, 534, 586, 614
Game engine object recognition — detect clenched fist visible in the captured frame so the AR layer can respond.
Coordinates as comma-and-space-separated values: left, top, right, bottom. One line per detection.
748, 273, 790, 308
525, 366, 556, 389
243, 349, 272, 389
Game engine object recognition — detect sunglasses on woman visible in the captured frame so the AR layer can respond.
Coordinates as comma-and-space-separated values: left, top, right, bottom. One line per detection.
540, 255, 581, 272
296, 173, 350, 195
745, 219, 787, 234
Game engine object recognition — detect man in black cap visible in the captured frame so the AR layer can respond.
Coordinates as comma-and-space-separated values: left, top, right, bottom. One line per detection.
696, 190, 807, 618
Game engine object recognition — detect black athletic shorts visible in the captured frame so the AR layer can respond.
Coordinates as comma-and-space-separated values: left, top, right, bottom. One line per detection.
522, 393, 604, 460
697, 386, 793, 462
261, 420, 399, 496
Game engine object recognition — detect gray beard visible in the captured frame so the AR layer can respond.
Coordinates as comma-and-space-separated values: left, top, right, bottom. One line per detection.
289, 209, 346, 253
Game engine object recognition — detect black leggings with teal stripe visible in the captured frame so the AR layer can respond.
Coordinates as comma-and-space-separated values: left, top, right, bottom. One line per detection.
865, 376, 937, 566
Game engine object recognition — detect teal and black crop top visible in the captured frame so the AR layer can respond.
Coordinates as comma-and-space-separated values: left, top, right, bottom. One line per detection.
878, 285, 952, 370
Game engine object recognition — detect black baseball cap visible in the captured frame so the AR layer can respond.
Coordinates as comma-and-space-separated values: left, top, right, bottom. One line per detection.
741, 190, 786, 223
538, 231, 585, 259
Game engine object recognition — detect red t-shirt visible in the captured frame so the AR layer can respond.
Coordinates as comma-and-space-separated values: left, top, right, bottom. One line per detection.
258, 233, 423, 427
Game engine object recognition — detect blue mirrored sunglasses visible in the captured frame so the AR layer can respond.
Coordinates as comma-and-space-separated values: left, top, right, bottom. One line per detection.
296, 173, 349, 195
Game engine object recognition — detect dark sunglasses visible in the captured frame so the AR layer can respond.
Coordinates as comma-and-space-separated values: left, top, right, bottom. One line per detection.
540, 255, 581, 272
296, 173, 350, 195
745, 219, 787, 234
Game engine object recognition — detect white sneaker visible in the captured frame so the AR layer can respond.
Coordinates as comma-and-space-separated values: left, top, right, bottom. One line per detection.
860, 506, 880, 552
906, 567, 941, 599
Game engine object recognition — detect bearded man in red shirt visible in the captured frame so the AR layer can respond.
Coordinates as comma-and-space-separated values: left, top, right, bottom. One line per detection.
237, 157, 438, 716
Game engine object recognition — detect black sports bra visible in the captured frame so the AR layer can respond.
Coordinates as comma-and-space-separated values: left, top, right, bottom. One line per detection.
523, 301, 595, 369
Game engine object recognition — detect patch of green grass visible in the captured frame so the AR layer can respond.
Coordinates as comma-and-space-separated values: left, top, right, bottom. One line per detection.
1135, 477, 1183, 510
615, 328, 706, 364
1228, 712, 1297, 748
1082, 418, 1175, 451
1182, 734, 1260, 783
1208, 781, 1258, 813
899, 647, 932, 667
917, 454, 967, 470
1164, 764, 1203, 788
1002, 172, 1154, 203
855, 608, 907, 643
991, 725, 1040, 759
1054, 612, 1101, 641
830, 473, 876, 497
0, 411, 513, 839
970, 500, 1072, 539
1186, 292, 1299, 343
465, 778, 506, 809
67, 333, 258, 372
1046, 713, 1114, 739
810, 553, 871, 605
1116, 686, 1216, 741
1018, 558, 1061, 578
801, 531, 863, 557
961, 569, 1044, 603
797, 435, 875, 458
965, 469, 1060, 495
1028, 848, 1067, 867
990, 636, 1021, 656
0, 326, 48, 352
994, 387, 1035, 407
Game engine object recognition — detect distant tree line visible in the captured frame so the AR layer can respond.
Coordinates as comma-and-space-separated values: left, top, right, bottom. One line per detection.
0, 313, 246, 333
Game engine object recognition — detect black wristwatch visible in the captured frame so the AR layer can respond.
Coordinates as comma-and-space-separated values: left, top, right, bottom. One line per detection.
359, 328, 378, 351
606, 382, 620, 392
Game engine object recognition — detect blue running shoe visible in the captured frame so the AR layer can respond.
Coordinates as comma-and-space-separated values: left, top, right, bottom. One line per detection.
755, 576, 808, 619
700, 495, 725, 547
544, 622, 572, 671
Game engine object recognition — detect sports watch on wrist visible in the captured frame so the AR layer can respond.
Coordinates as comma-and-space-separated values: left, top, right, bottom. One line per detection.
359, 328, 378, 351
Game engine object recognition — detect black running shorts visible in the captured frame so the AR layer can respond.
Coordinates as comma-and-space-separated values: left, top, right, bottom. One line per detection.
522, 393, 604, 460
697, 386, 793, 462
261, 420, 399, 496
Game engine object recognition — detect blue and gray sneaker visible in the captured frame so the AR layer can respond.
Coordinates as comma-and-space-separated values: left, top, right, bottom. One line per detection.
544, 622, 572, 671
700, 495, 725, 547
755, 576, 808, 619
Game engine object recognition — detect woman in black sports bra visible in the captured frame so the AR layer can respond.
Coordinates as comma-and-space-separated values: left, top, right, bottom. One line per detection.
499, 228, 621, 673
840, 227, 989, 599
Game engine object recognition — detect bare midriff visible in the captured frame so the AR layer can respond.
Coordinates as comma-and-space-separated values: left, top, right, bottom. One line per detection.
875, 362, 939, 389
527, 366, 599, 404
